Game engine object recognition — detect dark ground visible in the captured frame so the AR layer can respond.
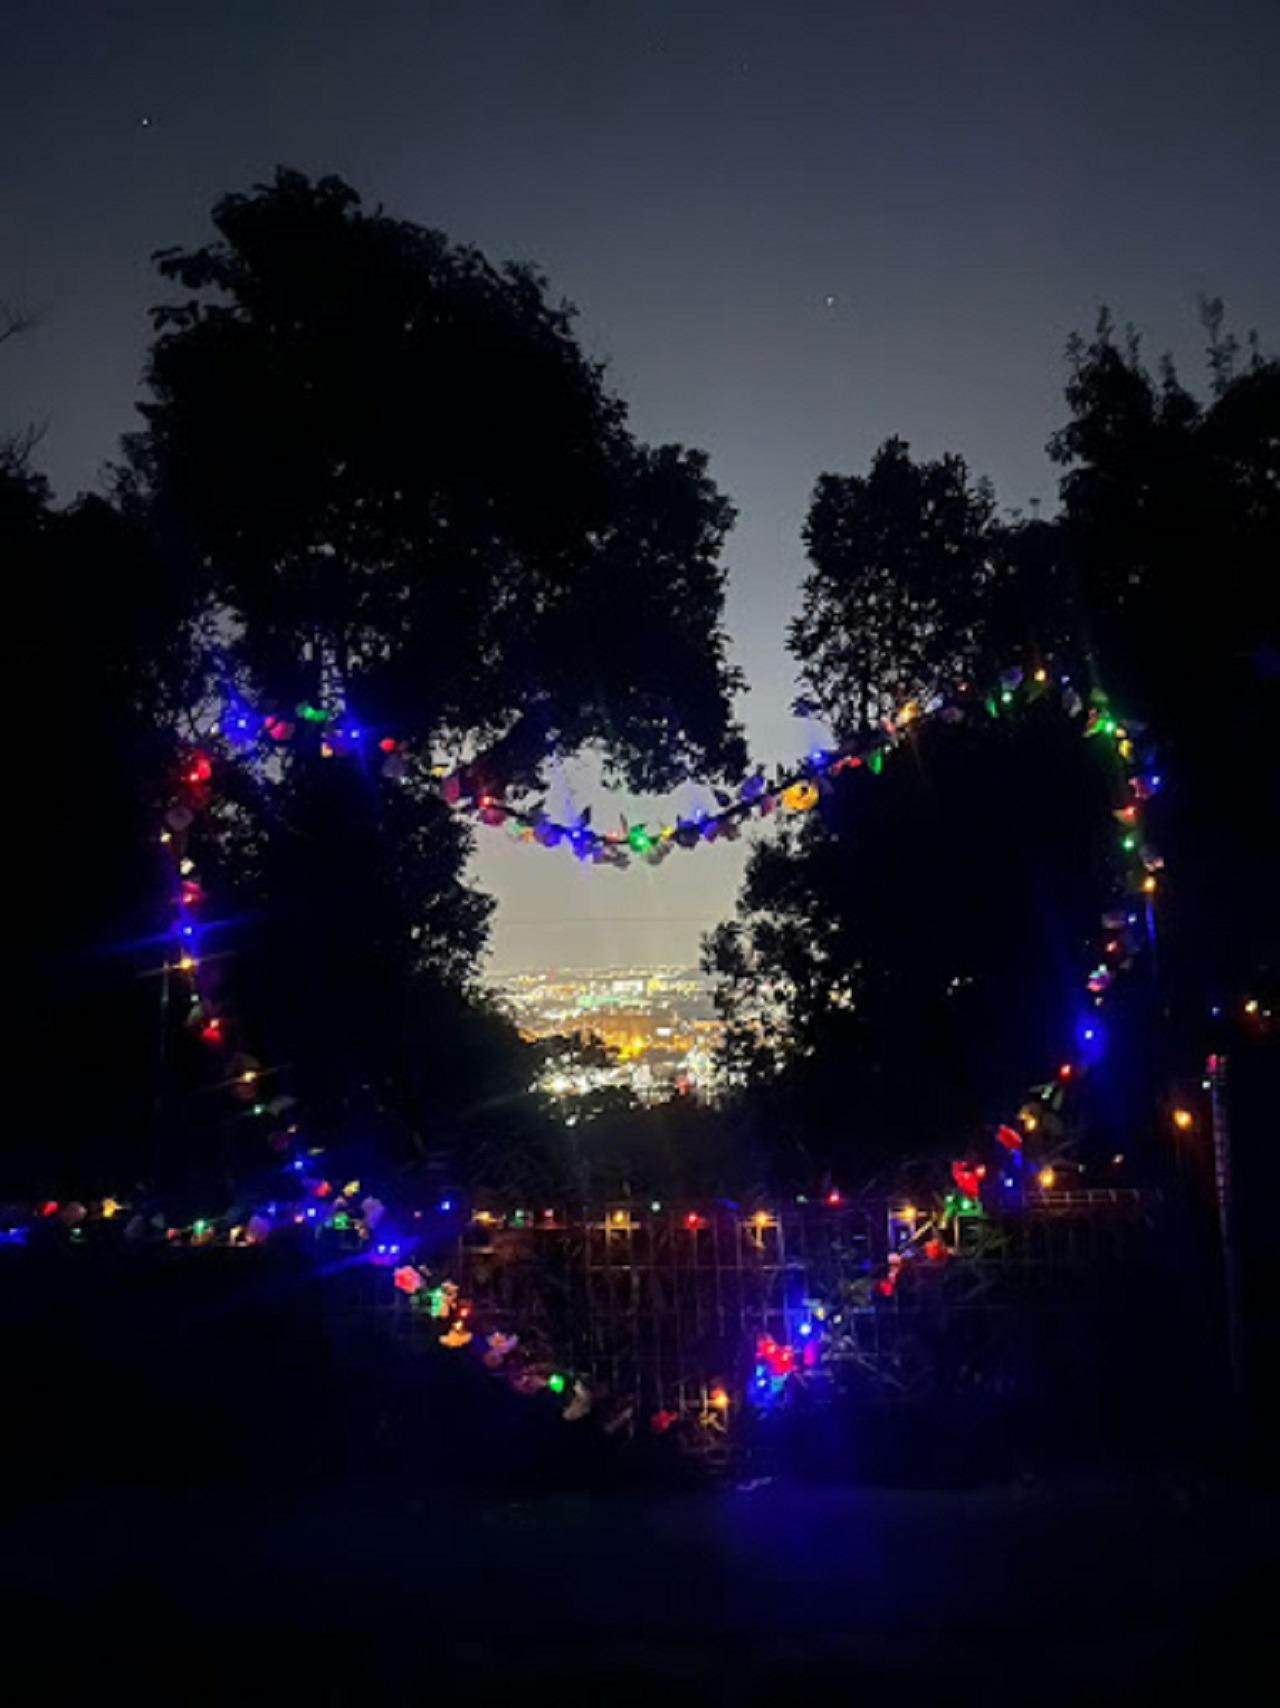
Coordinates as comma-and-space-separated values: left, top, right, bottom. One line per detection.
2, 1244, 1273, 1704
5, 1474, 1274, 1704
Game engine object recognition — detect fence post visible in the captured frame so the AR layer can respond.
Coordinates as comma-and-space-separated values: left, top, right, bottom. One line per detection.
1207, 1051, 1245, 1424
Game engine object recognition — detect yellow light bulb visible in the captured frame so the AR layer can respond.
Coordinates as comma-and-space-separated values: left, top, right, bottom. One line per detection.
782, 780, 819, 813
1172, 1108, 1194, 1132
1037, 1167, 1056, 1189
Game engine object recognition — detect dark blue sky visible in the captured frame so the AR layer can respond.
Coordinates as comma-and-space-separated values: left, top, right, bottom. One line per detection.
4, 1, 1277, 969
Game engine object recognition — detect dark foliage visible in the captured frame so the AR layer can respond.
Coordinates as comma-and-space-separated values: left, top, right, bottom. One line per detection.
1048, 307, 1279, 1016
713, 309, 1277, 1188
707, 706, 1156, 1182
792, 438, 1010, 732
123, 168, 745, 790
111, 169, 746, 1179
10, 470, 192, 1192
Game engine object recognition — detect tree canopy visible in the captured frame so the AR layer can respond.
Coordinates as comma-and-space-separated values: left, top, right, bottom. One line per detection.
711, 309, 1277, 1186
10, 463, 191, 1190
791, 438, 1004, 734
10, 171, 1275, 1210
1048, 307, 1279, 1008
124, 168, 745, 789
114, 169, 747, 1174
710, 439, 1139, 1181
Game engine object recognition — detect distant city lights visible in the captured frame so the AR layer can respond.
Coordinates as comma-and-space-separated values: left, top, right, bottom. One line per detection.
492, 964, 725, 1108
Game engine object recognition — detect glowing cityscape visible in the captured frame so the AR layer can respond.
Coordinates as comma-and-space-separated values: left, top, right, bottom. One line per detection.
491, 966, 725, 1103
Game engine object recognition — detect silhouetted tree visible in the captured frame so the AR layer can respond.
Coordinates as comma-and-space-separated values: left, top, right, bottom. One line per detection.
790, 438, 1006, 730
1050, 308, 1280, 1419
1049, 306, 1279, 1012
710, 437, 1152, 1183
122, 170, 746, 1168
10, 471, 193, 1192
713, 314, 1277, 1188
706, 708, 1143, 1183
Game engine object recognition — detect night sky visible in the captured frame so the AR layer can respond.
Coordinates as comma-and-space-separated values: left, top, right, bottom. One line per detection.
5, 1, 1277, 971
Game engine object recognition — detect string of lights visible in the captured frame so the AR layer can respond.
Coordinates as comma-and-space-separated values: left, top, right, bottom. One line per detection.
160, 659, 1166, 1137
12, 648, 1232, 1407
154, 658, 1172, 1175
